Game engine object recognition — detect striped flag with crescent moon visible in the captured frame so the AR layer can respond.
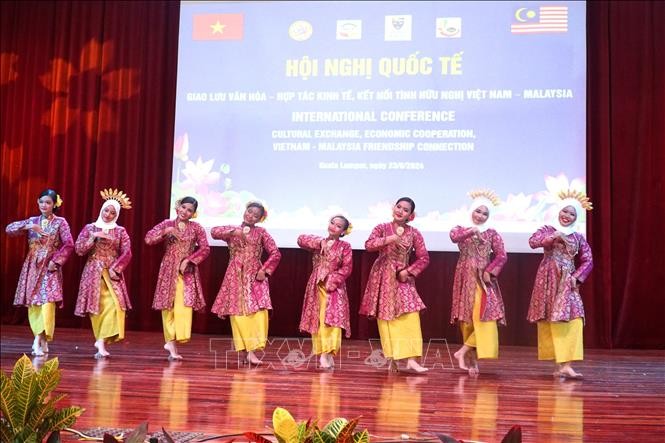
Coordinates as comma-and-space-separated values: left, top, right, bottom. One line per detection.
511, 6, 568, 34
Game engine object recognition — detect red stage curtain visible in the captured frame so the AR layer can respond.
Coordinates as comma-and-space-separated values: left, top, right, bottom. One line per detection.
1, 1, 663, 348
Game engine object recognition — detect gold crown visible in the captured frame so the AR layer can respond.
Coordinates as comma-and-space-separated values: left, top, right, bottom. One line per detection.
558, 189, 593, 211
100, 188, 132, 209
468, 189, 501, 206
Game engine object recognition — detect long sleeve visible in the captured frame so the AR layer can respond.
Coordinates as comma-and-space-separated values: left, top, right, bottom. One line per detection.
573, 235, 593, 282
260, 231, 281, 275
406, 229, 429, 277
364, 224, 387, 252
326, 242, 353, 288
75, 225, 95, 256
297, 234, 323, 252
210, 225, 237, 242
111, 228, 132, 273
145, 219, 170, 245
187, 223, 210, 265
450, 226, 475, 243
51, 219, 74, 266
529, 226, 556, 249
5, 218, 31, 236
485, 231, 507, 276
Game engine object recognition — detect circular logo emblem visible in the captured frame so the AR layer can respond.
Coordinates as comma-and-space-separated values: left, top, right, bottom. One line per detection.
289, 20, 313, 41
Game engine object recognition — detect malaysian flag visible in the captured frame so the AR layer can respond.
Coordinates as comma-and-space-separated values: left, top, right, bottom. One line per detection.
511, 6, 568, 34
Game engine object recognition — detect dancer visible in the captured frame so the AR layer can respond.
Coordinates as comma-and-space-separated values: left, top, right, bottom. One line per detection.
74, 189, 133, 358
450, 189, 507, 375
145, 196, 210, 360
211, 201, 281, 365
297, 215, 353, 369
5, 188, 73, 356
527, 190, 593, 379
359, 197, 430, 373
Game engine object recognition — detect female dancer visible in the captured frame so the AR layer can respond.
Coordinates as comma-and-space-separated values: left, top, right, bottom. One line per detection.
74, 189, 133, 358
297, 215, 353, 369
450, 190, 507, 375
211, 201, 281, 365
5, 188, 73, 356
359, 197, 430, 373
145, 196, 210, 360
527, 190, 593, 379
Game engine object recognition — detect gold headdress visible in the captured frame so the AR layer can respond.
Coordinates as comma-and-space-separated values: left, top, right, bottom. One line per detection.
100, 188, 132, 209
557, 189, 593, 211
468, 189, 501, 206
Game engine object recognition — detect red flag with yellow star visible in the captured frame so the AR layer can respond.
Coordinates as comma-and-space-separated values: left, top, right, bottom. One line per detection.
192, 14, 244, 40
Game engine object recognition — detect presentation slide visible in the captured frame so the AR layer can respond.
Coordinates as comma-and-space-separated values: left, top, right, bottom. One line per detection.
171, 1, 587, 252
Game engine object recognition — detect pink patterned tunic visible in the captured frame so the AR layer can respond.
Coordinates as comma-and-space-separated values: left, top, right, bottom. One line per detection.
74, 224, 132, 316
359, 223, 430, 321
210, 225, 281, 318
145, 219, 210, 312
527, 226, 593, 322
6, 216, 74, 307
450, 226, 507, 325
297, 235, 353, 338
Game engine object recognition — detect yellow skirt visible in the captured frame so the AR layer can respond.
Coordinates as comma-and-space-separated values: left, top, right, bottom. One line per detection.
90, 270, 125, 342
537, 318, 584, 363
161, 275, 192, 343
377, 311, 422, 360
312, 284, 342, 355
230, 310, 269, 352
459, 283, 498, 359
28, 302, 56, 341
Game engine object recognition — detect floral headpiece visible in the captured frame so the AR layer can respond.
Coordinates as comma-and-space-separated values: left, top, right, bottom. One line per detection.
100, 188, 132, 209
557, 189, 593, 211
55, 194, 63, 208
246, 201, 268, 222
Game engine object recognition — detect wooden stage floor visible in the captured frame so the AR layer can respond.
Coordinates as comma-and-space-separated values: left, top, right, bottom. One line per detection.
1, 325, 664, 442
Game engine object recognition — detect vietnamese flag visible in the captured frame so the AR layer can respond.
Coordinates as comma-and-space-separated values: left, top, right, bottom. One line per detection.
192, 14, 244, 40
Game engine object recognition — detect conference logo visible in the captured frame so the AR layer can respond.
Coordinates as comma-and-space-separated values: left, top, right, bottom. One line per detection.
336, 19, 362, 40
289, 20, 313, 41
436, 17, 462, 38
384, 15, 412, 41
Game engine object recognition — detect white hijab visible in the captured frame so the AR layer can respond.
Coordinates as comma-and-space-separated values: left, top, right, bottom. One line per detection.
469, 196, 494, 233
94, 200, 121, 230
552, 197, 582, 235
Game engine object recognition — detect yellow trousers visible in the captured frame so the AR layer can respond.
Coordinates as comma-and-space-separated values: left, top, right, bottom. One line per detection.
28, 302, 56, 341
312, 284, 342, 355
90, 270, 125, 342
377, 311, 422, 360
230, 310, 269, 352
537, 318, 584, 363
162, 275, 192, 343
460, 284, 498, 359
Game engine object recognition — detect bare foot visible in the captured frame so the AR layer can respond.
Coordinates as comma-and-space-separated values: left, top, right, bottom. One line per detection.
319, 354, 331, 369
467, 350, 479, 376
557, 364, 583, 379
164, 341, 182, 360
453, 347, 470, 371
40, 337, 49, 354
247, 350, 262, 365
406, 358, 429, 373
32, 336, 43, 356
94, 339, 110, 357
327, 353, 335, 368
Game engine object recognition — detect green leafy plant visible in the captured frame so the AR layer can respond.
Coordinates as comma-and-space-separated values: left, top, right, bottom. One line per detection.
268, 407, 369, 443
0, 354, 84, 443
